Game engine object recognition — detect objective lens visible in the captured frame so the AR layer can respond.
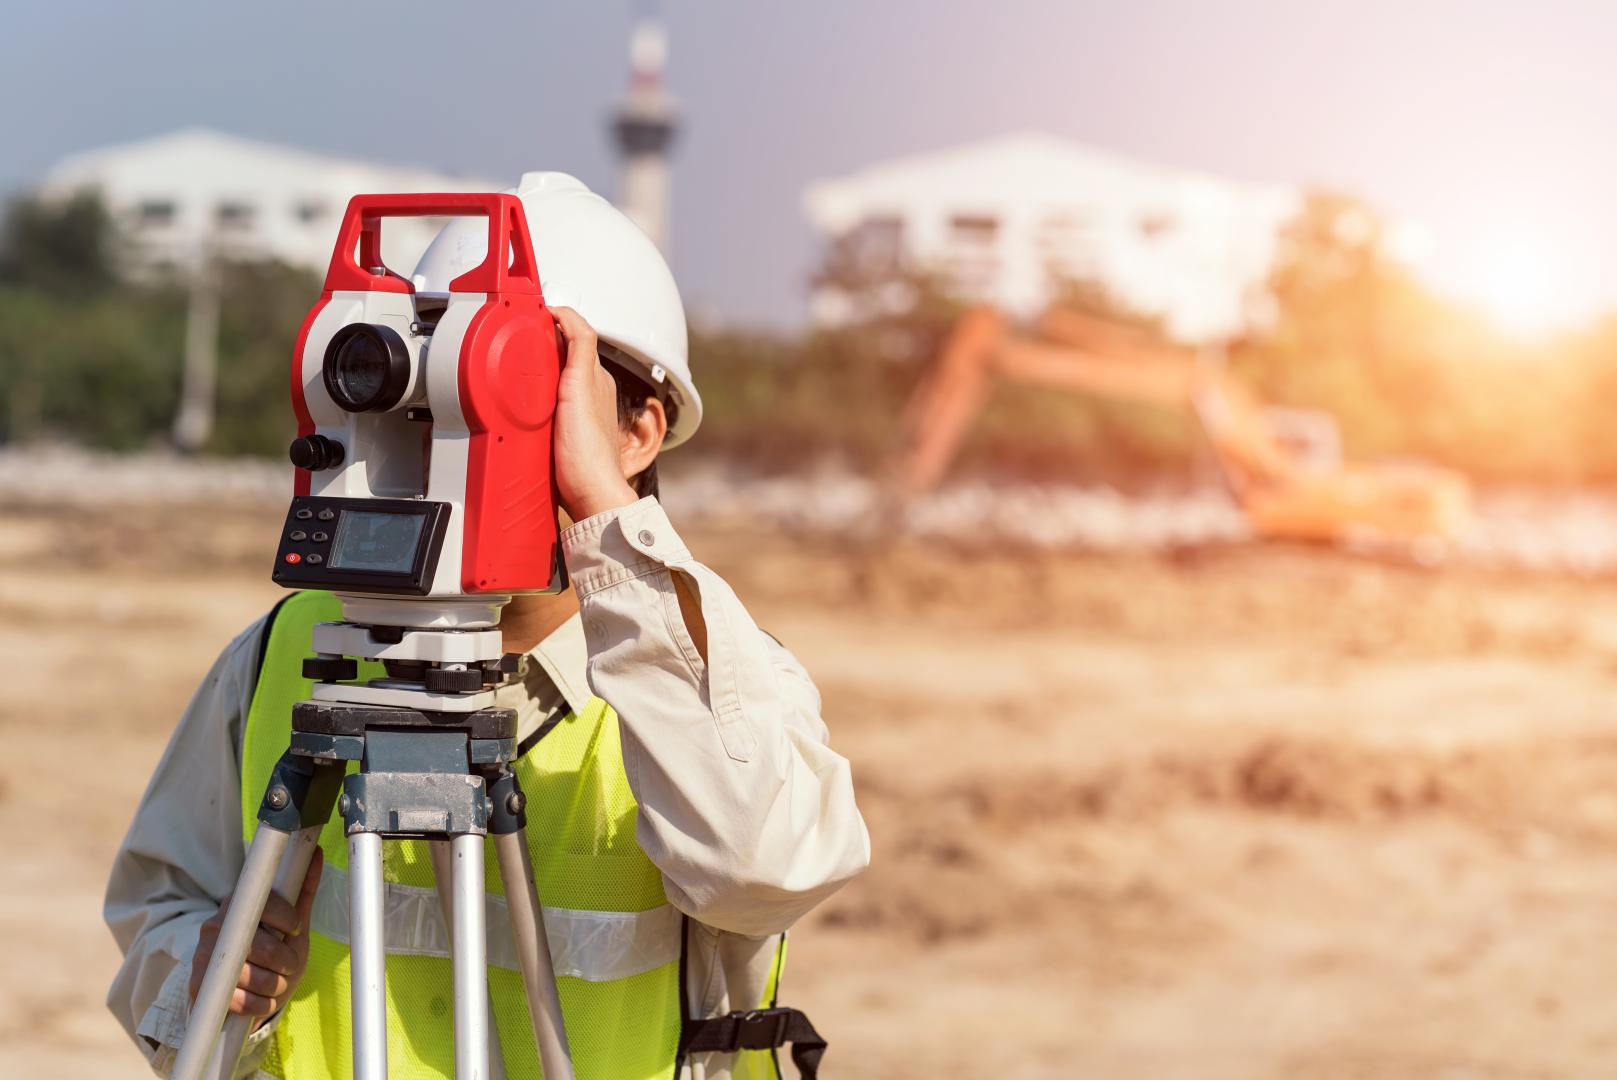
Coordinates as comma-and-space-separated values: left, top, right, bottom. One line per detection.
322, 324, 409, 412
333, 335, 388, 403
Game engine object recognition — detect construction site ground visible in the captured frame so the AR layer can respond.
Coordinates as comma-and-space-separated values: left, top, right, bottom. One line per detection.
11, 497, 1617, 1078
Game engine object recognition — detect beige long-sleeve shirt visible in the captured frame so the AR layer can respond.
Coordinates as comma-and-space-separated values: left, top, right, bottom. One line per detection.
105, 497, 870, 1077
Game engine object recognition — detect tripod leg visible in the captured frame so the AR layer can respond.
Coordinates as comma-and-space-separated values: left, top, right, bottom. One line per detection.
170, 824, 293, 1080
451, 833, 491, 1078
431, 841, 508, 1080
494, 830, 575, 1080
205, 826, 322, 1080
349, 831, 388, 1080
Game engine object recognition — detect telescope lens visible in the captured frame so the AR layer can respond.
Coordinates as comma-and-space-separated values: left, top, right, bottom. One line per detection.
322, 324, 410, 412
333, 335, 388, 402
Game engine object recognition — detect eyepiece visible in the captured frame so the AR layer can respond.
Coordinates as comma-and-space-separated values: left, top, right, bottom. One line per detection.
322, 324, 411, 412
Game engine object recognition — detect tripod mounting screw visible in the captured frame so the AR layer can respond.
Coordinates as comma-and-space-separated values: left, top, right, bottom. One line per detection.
425, 666, 485, 693
303, 656, 358, 682
266, 786, 290, 810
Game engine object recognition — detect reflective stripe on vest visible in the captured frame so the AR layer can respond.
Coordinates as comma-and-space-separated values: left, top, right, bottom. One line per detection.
241, 590, 682, 1079
306, 866, 681, 982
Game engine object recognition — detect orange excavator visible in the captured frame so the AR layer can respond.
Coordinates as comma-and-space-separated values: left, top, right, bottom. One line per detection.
893, 306, 1470, 550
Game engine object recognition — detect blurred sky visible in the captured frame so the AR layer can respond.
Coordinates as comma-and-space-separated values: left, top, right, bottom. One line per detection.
3, 0, 1614, 333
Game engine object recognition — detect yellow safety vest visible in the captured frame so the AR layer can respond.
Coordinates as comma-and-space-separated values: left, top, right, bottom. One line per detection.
240, 590, 785, 1078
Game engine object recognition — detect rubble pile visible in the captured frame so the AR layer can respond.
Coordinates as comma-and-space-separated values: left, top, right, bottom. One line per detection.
0, 445, 283, 506
11, 447, 1617, 574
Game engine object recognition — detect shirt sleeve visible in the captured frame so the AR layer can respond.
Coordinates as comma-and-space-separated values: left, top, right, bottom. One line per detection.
104, 613, 283, 1075
562, 497, 872, 937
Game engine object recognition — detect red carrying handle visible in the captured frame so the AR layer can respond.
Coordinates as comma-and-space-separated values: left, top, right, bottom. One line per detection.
323, 192, 542, 297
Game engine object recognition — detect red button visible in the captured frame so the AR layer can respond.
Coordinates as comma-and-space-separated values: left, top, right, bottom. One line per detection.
284, 552, 303, 565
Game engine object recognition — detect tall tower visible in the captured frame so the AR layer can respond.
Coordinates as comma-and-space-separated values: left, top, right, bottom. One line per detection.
612, 13, 677, 255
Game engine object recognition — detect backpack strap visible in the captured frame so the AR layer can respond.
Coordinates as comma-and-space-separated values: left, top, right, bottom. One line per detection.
253, 594, 296, 684
679, 1007, 826, 1078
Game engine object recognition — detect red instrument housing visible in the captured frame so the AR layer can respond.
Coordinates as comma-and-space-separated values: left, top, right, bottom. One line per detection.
293, 193, 562, 594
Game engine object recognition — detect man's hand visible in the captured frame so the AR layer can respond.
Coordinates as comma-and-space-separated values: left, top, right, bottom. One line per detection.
551, 306, 639, 522
188, 848, 323, 1021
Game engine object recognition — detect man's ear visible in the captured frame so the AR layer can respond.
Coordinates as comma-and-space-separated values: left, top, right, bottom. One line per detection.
619, 396, 667, 482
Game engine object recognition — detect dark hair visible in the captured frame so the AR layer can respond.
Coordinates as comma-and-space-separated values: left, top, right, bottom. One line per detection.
606, 356, 665, 501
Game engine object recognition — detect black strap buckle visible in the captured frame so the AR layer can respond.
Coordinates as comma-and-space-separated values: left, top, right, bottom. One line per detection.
680, 1004, 827, 1077
734, 1007, 792, 1051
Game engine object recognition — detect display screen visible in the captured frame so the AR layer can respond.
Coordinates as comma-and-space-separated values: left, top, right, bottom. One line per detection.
329, 510, 427, 573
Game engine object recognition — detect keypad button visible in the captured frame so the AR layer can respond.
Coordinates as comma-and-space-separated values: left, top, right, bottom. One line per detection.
283, 552, 302, 565
294, 508, 314, 520
312, 531, 329, 542
289, 530, 308, 542
307, 553, 325, 565
317, 509, 336, 521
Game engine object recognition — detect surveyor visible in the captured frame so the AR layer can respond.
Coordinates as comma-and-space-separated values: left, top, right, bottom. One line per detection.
104, 172, 871, 1079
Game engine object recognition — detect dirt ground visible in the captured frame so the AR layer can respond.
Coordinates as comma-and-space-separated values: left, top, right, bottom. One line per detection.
10, 501, 1617, 1078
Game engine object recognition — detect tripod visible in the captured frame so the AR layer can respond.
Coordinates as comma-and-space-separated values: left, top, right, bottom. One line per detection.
171, 613, 576, 1080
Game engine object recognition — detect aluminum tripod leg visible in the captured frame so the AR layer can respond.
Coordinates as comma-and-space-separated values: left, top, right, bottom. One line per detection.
494, 830, 575, 1080
349, 831, 388, 1080
430, 842, 508, 1080
204, 827, 322, 1080
451, 833, 491, 1079
170, 823, 293, 1080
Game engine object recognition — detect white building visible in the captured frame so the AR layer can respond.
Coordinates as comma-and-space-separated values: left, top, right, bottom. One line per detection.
803, 132, 1301, 343
41, 128, 502, 277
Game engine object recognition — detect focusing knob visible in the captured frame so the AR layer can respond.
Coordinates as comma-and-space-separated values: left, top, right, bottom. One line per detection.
289, 435, 345, 471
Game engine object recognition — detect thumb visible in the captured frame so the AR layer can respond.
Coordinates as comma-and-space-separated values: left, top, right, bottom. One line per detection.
293, 848, 323, 934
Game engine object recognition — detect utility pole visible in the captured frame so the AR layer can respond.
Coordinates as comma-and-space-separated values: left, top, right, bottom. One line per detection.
172, 235, 220, 453
611, 10, 678, 255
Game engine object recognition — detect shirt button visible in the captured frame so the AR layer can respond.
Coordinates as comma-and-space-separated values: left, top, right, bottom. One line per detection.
637, 529, 656, 546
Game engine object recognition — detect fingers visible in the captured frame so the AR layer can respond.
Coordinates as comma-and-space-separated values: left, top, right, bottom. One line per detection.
257, 847, 324, 941
229, 985, 279, 1018
258, 890, 300, 937
246, 926, 300, 975
226, 927, 299, 1016
237, 960, 292, 1000
550, 305, 597, 358
190, 878, 315, 1012
551, 307, 606, 387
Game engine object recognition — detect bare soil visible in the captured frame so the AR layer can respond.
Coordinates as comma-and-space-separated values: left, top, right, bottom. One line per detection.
8, 501, 1617, 1077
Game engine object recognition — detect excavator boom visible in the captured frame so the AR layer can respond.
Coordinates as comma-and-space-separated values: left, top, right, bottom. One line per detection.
894, 305, 1471, 549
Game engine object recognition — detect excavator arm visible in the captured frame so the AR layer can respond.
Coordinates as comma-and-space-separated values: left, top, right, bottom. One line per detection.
897, 307, 1194, 498
892, 305, 1471, 547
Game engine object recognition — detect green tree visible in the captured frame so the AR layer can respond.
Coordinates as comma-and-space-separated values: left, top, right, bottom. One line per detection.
0, 190, 122, 296
210, 260, 325, 456
0, 284, 187, 448
0, 189, 322, 453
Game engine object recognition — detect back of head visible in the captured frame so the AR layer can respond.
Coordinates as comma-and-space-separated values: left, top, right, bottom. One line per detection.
412, 172, 701, 447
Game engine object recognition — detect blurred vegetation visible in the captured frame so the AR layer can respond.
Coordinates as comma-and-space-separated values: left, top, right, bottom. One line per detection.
694, 226, 1198, 485
0, 192, 318, 453
1234, 193, 1589, 485
4, 189, 1617, 489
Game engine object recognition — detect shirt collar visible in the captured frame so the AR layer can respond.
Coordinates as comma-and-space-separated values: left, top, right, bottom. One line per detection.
526, 612, 591, 717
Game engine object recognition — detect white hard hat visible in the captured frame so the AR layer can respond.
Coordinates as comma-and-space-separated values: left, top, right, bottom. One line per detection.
411, 172, 701, 448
